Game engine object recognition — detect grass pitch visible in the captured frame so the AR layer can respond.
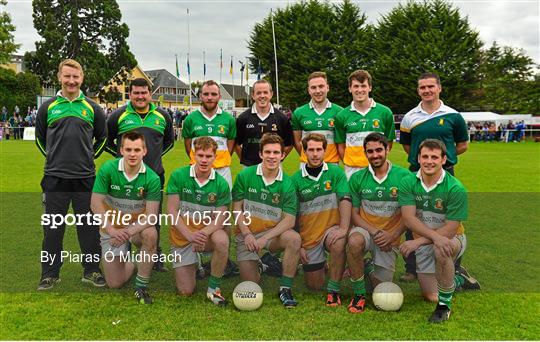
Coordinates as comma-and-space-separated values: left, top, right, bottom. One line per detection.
0, 140, 539, 340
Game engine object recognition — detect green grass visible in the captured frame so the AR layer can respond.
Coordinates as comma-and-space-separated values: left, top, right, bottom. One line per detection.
1, 140, 539, 340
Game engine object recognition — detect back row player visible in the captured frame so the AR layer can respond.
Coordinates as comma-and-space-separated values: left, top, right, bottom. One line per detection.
292, 70, 396, 179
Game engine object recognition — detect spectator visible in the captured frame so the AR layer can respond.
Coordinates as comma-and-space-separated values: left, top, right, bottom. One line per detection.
515, 121, 526, 142
2, 106, 7, 122
4, 121, 11, 140
496, 123, 504, 141
488, 123, 496, 142
506, 120, 515, 142
468, 123, 477, 141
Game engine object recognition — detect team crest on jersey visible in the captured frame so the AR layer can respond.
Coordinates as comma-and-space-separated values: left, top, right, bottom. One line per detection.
324, 181, 332, 190
208, 192, 217, 203
435, 198, 444, 209
271, 124, 278, 131
82, 109, 87, 117
137, 187, 145, 198
329, 119, 334, 127
155, 119, 160, 126
390, 187, 398, 198
439, 118, 444, 125
372, 119, 380, 128
271, 193, 280, 204
218, 125, 225, 134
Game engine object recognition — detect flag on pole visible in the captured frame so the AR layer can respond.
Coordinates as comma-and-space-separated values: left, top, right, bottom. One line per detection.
175, 54, 180, 78
229, 56, 233, 75
203, 51, 206, 78
220, 49, 223, 69
245, 57, 249, 82
187, 54, 191, 75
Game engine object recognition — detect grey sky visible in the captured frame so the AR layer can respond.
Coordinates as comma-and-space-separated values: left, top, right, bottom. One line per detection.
5, 0, 539, 85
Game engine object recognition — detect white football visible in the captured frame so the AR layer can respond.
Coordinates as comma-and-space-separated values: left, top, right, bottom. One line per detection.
372, 281, 404, 311
232, 281, 264, 311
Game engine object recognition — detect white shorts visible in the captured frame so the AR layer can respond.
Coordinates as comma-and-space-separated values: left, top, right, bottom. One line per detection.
100, 231, 130, 257
215, 166, 232, 190
236, 231, 275, 262
170, 244, 201, 268
349, 227, 399, 275
303, 226, 339, 266
345, 165, 365, 180
416, 234, 467, 274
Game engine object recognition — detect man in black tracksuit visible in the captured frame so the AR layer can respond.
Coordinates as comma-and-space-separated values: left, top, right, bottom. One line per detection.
35, 59, 107, 290
105, 78, 174, 271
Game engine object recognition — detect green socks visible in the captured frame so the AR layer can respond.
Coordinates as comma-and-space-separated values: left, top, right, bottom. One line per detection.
327, 279, 341, 293
438, 283, 455, 308
134, 274, 149, 289
350, 276, 366, 296
279, 275, 294, 290
454, 274, 465, 289
208, 275, 222, 292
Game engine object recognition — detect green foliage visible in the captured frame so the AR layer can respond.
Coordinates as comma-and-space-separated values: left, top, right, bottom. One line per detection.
24, 0, 137, 92
0, 0, 20, 64
370, 0, 483, 113
0, 68, 41, 112
477, 42, 539, 114
247, 0, 369, 108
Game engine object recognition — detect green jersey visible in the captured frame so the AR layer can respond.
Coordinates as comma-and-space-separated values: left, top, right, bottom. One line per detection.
167, 165, 231, 247
291, 101, 343, 163
400, 102, 468, 169
398, 171, 468, 237
232, 164, 297, 235
182, 108, 236, 168
292, 163, 349, 248
350, 162, 410, 243
334, 100, 396, 167
92, 158, 161, 228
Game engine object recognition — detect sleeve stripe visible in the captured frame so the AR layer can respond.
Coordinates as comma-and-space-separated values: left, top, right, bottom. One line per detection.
161, 141, 174, 156
35, 138, 46, 156
94, 138, 107, 157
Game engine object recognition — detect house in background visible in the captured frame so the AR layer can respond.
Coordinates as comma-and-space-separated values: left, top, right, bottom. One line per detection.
221, 83, 251, 108
94, 65, 152, 109
0, 54, 26, 73
145, 69, 199, 109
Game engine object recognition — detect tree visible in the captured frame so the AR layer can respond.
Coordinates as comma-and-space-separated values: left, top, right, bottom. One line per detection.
370, 0, 483, 113
25, 0, 137, 92
0, 68, 41, 112
247, 0, 369, 108
0, 0, 20, 64
478, 42, 538, 113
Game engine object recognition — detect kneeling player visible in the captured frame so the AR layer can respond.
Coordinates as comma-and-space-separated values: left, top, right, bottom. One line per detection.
167, 137, 231, 306
232, 133, 301, 308
399, 139, 473, 323
91, 132, 161, 304
347, 132, 409, 313
292, 133, 350, 306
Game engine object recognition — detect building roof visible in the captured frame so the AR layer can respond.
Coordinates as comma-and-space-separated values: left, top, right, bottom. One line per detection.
145, 69, 189, 89
221, 83, 250, 100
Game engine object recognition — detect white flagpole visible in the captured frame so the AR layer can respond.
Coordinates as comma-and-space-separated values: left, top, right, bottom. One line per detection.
270, 8, 279, 106
231, 55, 235, 107
187, 8, 192, 110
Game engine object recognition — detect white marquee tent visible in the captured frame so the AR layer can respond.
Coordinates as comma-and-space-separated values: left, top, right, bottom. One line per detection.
460, 112, 505, 122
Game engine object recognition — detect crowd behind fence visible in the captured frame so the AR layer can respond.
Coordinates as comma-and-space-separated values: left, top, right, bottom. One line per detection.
1, 104, 539, 142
